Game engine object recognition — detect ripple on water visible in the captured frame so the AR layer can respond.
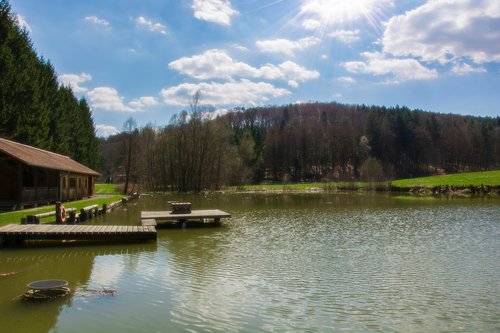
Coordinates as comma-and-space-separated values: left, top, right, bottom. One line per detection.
36, 196, 500, 332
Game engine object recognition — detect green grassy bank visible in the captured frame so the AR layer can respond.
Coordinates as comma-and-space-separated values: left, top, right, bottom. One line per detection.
0, 184, 123, 227
391, 170, 500, 187
94, 183, 122, 195
232, 182, 384, 192
232, 170, 500, 193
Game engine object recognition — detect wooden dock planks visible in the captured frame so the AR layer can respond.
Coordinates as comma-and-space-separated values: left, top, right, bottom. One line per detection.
141, 209, 231, 220
0, 224, 156, 244
140, 209, 231, 229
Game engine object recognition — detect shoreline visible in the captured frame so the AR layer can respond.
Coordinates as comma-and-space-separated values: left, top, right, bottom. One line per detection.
223, 184, 500, 197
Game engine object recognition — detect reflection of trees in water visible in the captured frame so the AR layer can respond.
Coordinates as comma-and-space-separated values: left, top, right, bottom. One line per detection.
0, 243, 157, 332
161, 228, 230, 284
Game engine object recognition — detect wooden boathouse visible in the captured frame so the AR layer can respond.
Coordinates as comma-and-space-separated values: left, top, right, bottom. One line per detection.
0, 138, 100, 211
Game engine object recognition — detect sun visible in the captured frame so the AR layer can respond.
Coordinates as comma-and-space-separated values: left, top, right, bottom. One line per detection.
300, 0, 392, 28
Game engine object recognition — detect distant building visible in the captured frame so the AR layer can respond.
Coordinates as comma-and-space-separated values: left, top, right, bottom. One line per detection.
0, 138, 101, 210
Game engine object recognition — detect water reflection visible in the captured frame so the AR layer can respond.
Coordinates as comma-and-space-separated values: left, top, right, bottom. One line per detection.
0, 243, 156, 333
1, 193, 499, 332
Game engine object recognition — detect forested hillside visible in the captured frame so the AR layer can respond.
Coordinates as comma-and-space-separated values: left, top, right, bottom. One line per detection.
0, 0, 99, 169
227, 103, 500, 182
100, 99, 500, 192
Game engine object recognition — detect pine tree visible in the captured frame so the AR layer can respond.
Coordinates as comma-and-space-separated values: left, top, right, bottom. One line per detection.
0, 0, 100, 169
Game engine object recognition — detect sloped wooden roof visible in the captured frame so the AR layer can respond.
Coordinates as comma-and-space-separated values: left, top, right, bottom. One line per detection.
0, 138, 100, 176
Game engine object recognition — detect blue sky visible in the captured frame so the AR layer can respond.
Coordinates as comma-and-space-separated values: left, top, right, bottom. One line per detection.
11, 0, 500, 137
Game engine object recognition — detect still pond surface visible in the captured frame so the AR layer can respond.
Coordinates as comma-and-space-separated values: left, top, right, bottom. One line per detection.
0, 193, 499, 332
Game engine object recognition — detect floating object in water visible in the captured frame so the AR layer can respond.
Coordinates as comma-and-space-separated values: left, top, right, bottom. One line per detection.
87, 288, 117, 296
75, 287, 117, 297
23, 279, 70, 301
0, 271, 18, 277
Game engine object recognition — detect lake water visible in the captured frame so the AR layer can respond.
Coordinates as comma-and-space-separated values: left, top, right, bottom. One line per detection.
0, 193, 499, 332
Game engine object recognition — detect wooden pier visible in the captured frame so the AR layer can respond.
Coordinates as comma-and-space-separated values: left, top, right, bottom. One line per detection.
0, 224, 157, 245
141, 209, 231, 228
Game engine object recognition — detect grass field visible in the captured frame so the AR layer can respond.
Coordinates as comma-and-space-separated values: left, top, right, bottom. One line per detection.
235, 182, 326, 191
232, 181, 388, 191
94, 183, 121, 195
233, 170, 500, 192
391, 170, 500, 187
0, 184, 123, 227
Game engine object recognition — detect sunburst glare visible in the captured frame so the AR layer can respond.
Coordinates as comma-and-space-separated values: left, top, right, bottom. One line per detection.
300, 0, 393, 32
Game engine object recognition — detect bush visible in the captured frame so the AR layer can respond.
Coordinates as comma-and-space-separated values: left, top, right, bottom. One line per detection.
360, 157, 386, 182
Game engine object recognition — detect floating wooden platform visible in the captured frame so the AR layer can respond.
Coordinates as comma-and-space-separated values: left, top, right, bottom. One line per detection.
141, 209, 231, 228
0, 224, 157, 245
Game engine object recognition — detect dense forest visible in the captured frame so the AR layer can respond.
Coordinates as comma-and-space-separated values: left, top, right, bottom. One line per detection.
0, 0, 99, 169
100, 95, 500, 192
228, 103, 500, 181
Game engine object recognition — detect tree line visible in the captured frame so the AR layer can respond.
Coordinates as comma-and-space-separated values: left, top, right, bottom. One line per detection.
227, 103, 499, 183
100, 97, 499, 192
100, 93, 239, 193
0, 0, 99, 169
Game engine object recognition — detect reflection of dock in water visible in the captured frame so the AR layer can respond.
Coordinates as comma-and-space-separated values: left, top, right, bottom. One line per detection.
141, 209, 231, 228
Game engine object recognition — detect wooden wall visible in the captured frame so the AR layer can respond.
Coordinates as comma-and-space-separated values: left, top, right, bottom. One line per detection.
59, 173, 94, 201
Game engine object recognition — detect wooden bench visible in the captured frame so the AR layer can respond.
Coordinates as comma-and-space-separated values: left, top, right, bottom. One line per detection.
24, 208, 77, 224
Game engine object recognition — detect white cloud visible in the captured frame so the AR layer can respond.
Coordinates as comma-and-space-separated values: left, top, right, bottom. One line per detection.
135, 16, 168, 35
160, 80, 290, 106
302, 18, 322, 31
337, 76, 356, 84
95, 124, 120, 137
87, 87, 133, 112
168, 49, 319, 86
256, 37, 320, 56
343, 52, 438, 84
203, 108, 230, 120
59, 73, 92, 93
328, 29, 360, 44
169, 49, 257, 80
87, 87, 155, 112
276, 61, 320, 82
451, 62, 487, 75
85, 16, 110, 27
233, 44, 249, 52
192, 0, 238, 26
128, 96, 159, 110
301, 0, 393, 28
382, 0, 500, 64
16, 15, 31, 33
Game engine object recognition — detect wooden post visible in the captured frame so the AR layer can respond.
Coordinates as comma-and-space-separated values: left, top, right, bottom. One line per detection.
68, 210, 76, 224
55, 201, 63, 224
102, 203, 108, 214
17, 162, 23, 209
80, 208, 87, 221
